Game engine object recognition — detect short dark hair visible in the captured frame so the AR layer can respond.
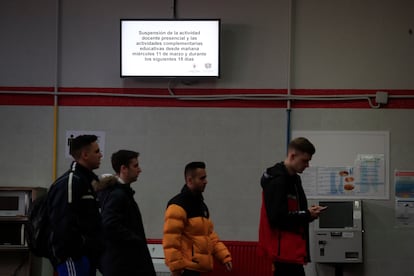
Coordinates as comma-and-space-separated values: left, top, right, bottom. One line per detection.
70, 135, 98, 159
288, 137, 315, 155
111, 150, 139, 174
184, 161, 206, 178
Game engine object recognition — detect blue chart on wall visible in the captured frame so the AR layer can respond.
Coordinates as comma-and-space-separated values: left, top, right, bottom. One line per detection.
291, 130, 389, 200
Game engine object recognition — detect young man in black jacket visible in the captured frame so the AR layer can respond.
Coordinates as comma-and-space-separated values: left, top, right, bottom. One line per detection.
48, 135, 103, 276
95, 150, 156, 276
258, 137, 326, 276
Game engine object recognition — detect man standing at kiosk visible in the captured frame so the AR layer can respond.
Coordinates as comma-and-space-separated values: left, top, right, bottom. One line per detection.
258, 137, 326, 276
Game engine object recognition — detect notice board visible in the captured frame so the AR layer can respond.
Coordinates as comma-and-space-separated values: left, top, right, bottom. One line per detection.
291, 130, 390, 199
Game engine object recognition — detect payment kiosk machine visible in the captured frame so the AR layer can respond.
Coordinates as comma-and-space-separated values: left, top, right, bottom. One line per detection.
313, 200, 363, 263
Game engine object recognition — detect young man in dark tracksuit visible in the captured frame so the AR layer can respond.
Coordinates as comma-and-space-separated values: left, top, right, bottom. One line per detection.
48, 135, 103, 276
95, 150, 156, 276
258, 137, 326, 276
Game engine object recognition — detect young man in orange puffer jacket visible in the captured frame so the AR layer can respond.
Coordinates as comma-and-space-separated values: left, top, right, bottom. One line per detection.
163, 161, 232, 276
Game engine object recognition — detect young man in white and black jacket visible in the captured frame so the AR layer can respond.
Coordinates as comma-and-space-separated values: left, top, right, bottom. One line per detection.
47, 135, 103, 276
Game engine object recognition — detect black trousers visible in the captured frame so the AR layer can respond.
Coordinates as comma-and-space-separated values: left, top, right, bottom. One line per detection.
273, 262, 305, 276
182, 269, 201, 276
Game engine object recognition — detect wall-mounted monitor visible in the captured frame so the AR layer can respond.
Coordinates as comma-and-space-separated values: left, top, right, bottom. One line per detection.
120, 19, 221, 78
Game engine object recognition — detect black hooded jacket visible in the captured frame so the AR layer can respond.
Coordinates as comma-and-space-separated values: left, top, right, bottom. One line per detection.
260, 162, 313, 263
96, 176, 156, 276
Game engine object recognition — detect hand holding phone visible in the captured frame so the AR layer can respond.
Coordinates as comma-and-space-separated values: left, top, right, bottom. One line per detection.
309, 205, 327, 218
319, 205, 328, 212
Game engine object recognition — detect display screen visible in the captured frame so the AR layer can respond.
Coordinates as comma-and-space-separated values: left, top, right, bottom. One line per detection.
120, 19, 220, 77
319, 201, 354, 228
0, 197, 19, 210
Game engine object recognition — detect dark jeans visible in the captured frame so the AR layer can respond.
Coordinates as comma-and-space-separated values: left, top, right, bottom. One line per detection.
273, 262, 305, 276
182, 269, 201, 276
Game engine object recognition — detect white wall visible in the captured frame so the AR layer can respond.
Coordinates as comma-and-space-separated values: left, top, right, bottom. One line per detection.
1, 0, 414, 276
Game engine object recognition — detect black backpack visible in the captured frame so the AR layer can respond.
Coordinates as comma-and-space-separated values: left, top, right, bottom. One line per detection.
26, 193, 51, 258
26, 164, 77, 258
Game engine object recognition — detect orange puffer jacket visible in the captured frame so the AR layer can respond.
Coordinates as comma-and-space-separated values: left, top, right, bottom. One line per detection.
163, 187, 231, 273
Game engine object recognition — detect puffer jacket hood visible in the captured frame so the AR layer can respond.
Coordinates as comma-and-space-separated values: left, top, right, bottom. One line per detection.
94, 174, 118, 192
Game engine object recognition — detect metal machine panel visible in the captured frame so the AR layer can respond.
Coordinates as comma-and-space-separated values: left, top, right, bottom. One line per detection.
312, 200, 363, 263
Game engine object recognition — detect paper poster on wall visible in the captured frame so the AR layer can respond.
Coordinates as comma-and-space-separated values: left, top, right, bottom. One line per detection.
354, 154, 386, 195
65, 130, 106, 159
301, 154, 385, 199
302, 166, 355, 196
395, 170, 414, 227
292, 130, 389, 199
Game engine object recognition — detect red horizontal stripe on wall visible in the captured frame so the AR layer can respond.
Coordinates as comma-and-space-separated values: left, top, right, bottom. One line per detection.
0, 94, 54, 106
58, 87, 286, 95
0, 86, 54, 92
0, 87, 55, 106
1, 86, 413, 108
57, 87, 288, 108
291, 89, 414, 108
58, 96, 288, 108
